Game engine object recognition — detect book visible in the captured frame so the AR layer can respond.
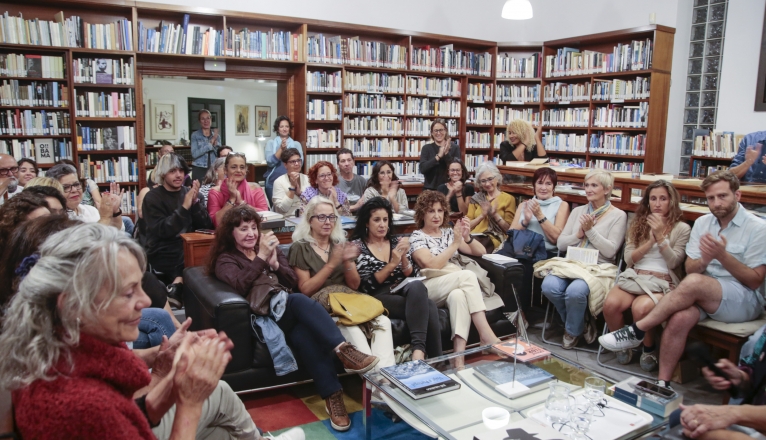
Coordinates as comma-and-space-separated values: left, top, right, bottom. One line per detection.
94, 58, 113, 84
380, 360, 460, 400
391, 276, 426, 293
472, 360, 555, 398
566, 246, 599, 265
25, 55, 42, 78
34, 138, 55, 164
494, 339, 551, 362
611, 376, 682, 418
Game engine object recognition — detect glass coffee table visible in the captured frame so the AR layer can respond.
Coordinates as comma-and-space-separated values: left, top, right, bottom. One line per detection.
362, 343, 668, 440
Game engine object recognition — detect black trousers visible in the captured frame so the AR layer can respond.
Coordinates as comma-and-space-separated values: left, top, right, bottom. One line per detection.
142, 271, 168, 309
373, 281, 443, 358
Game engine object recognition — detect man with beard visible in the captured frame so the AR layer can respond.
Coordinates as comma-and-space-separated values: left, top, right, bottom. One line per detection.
0, 153, 21, 205
600, 171, 766, 390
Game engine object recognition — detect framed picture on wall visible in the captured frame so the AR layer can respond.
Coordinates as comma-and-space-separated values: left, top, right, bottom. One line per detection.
150, 100, 177, 140
256, 106, 271, 137
235, 104, 250, 136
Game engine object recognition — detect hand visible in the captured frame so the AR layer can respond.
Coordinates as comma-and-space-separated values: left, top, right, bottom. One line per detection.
647, 213, 666, 242
152, 318, 193, 377
527, 198, 542, 218
451, 180, 463, 194
680, 404, 737, 439
702, 358, 746, 390
268, 245, 279, 270
211, 128, 219, 144
439, 143, 450, 158
98, 190, 115, 220
258, 231, 279, 261
745, 143, 763, 165
579, 213, 595, 232
225, 178, 242, 204
288, 171, 301, 194
387, 180, 400, 198
521, 201, 533, 225
453, 219, 465, 243
699, 232, 727, 262
328, 186, 339, 205
328, 242, 346, 267
109, 182, 124, 213
460, 217, 472, 242
479, 200, 493, 218
342, 241, 361, 262
172, 335, 231, 407
182, 180, 200, 210
391, 241, 408, 265
281, 137, 288, 149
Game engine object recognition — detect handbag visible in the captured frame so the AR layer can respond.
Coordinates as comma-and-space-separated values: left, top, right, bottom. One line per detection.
246, 271, 288, 316
328, 292, 386, 326
615, 268, 670, 305
497, 229, 548, 263
473, 234, 496, 254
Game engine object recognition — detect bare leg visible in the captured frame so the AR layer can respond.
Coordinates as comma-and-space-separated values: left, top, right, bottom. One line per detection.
603, 287, 635, 332
657, 306, 699, 381
453, 336, 467, 353
164, 300, 182, 329
172, 276, 183, 284
472, 311, 501, 346
631, 294, 663, 347
636, 274, 721, 332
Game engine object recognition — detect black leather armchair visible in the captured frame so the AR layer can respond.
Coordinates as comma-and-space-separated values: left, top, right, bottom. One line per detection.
183, 246, 525, 393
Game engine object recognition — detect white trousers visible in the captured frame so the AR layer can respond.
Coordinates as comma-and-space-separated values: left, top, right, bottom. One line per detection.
422, 271, 486, 341
335, 314, 396, 372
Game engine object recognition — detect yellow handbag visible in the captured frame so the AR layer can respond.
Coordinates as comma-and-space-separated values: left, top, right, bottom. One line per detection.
328, 292, 386, 326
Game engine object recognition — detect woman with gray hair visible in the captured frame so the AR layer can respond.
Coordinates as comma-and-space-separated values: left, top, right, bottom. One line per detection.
199, 156, 226, 210
467, 162, 516, 252
45, 163, 124, 230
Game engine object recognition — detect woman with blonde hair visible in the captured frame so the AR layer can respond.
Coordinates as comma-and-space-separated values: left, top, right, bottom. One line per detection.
499, 119, 545, 163
24, 176, 65, 193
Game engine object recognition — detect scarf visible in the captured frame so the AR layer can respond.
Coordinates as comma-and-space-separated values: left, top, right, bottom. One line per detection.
578, 201, 612, 248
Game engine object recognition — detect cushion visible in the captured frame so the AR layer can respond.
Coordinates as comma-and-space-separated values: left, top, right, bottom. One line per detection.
696, 311, 766, 338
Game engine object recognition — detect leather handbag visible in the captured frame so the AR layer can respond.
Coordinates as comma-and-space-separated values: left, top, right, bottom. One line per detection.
328, 292, 386, 326
498, 229, 548, 263
246, 271, 288, 316
615, 268, 670, 305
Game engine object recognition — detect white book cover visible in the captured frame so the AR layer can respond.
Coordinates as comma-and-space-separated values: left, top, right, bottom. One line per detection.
566, 246, 599, 265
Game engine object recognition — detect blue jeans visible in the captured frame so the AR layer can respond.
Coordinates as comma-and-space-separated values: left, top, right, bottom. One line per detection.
134, 308, 176, 349
541, 275, 590, 337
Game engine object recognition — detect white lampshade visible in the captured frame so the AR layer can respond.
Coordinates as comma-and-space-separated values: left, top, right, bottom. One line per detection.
502, 0, 533, 20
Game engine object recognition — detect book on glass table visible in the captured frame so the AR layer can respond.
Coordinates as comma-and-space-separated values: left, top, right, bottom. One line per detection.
494, 338, 551, 362
472, 360, 555, 399
380, 360, 460, 400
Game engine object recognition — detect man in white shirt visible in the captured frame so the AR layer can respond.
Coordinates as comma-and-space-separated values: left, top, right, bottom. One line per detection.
0, 153, 21, 205
336, 148, 367, 212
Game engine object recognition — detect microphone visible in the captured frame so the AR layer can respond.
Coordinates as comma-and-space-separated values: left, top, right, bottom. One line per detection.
686, 341, 740, 398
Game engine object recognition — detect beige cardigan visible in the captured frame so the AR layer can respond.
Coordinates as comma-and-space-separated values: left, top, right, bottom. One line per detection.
557, 204, 628, 264
624, 221, 692, 287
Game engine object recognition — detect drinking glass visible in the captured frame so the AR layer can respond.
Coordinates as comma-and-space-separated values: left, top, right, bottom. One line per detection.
570, 402, 594, 440
584, 376, 606, 405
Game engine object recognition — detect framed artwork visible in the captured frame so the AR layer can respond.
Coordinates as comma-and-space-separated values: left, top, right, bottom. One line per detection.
256, 106, 271, 137
235, 104, 250, 136
150, 100, 177, 140
188, 98, 226, 144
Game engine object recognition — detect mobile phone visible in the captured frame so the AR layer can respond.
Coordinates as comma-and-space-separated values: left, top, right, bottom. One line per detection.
686, 341, 740, 398
634, 380, 678, 400
196, 229, 216, 235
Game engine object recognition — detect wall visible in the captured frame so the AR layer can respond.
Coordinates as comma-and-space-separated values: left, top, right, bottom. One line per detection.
662, 0, 693, 174
142, 77, 277, 160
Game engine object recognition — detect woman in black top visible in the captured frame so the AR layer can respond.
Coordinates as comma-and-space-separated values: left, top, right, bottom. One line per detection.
436, 159, 475, 215
498, 119, 546, 163
419, 119, 461, 190
349, 197, 442, 361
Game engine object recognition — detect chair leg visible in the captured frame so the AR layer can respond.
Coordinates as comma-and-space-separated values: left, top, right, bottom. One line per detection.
597, 323, 655, 381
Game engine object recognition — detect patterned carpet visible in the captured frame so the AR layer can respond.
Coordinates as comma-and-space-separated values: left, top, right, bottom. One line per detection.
241, 375, 432, 439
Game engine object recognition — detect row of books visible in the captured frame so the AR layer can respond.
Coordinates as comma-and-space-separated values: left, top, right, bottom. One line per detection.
406, 118, 458, 137
0, 54, 65, 78
306, 71, 342, 93
590, 132, 646, 156
467, 83, 493, 102
551, 157, 587, 167
494, 108, 540, 125
0, 80, 68, 107
138, 20, 223, 56
306, 99, 341, 120
496, 84, 540, 103
344, 72, 405, 94
307, 34, 407, 69
592, 103, 648, 128
542, 108, 590, 127
342, 138, 402, 157
592, 77, 650, 101
225, 27, 299, 60
0, 12, 133, 50
467, 107, 493, 125
74, 89, 136, 118
344, 94, 404, 115
543, 82, 591, 103
405, 98, 460, 117
496, 52, 541, 78
590, 159, 643, 172
465, 154, 495, 171
545, 39, 653, 77
76, 125, 136, 151
344, 116, 403, 136
405, 139, 428, 157
0, 138, 72, 162
466, 131, 491, 148
410, 45, 492, 77
72, 58, 134, 85
406, 76, 461, 97
306, 129, 341, 148
78, 156, 139, 183
305, 153, 337, 169
543, 131, 588, 152
692, 162, 729, 178
693, 130, 741, 158
1, 110, 70, 135
119, 188, 138, 215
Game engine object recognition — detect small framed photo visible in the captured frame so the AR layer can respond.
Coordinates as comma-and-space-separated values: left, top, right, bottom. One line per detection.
234, 104, 250, 136
150, 100, 177, 140
255, 106, 271, 137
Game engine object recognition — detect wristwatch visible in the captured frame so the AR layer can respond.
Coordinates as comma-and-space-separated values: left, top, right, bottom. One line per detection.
112, 209, 122, 218
288, 187, 296, 192
466, 235, 474, 244
539, 216, 548, 225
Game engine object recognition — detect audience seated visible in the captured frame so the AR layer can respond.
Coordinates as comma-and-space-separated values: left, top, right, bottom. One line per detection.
218, 145, 233, 157
142, 153, 212, 307
542, 169, 627, 350
601, 171, 766, 389
146, 144, 175, 188
22, 184, 66, 215
272, 148, 309, 215
498, 119, 545, 163
0, 192, 53, 261
56, 158, 102, 208
301, 161, 351, 216
287, 196, 396, 372
24, 176, 64, 193
468, 162, 516, 252
730, 130, 766, 183
362, 160, 409, 213
264, 116, 302, 201
409, 191, 502, 354
602, 180, 691, 372
207, 152, 268, 226
419, 118, 461, 191
208, 205, 377, 432
436, 159, 474, 216
350, 197, 442, 360
336, 148, 367, 212
46, 163, 124, 230
0, 153, 21, 203
199, 156, 226, 211
510, 167, 569, 258
16, 158, 37, 188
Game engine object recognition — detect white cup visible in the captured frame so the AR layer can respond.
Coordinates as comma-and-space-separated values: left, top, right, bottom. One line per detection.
482, 407, 510, 430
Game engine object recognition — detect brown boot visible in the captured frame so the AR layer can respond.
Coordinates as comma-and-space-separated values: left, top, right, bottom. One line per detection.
325, 389, 350, 431
336, 342, 379, 373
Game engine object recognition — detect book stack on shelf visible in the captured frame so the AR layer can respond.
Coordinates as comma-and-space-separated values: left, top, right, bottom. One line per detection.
410, 44, 492, 76
307, 33, 407, 68
225, 27, 299, 61
78, 156, 138, 183
0, 110, 70, 135
306, 129, 341, 149
76, 125, 136, 151
689, 130, 742, 178
544, 39, 653, 77
307, 71, 341, 93
493, 48, 543, 155
0, 137, 71, 162
138, 14, 224, 56
0, 80, 68, 107
0, 53, 65, 78
72, 57, 134, 85
0, 11, 133, 50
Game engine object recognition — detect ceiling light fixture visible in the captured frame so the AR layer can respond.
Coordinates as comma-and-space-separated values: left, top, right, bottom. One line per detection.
502, 0, 533, 20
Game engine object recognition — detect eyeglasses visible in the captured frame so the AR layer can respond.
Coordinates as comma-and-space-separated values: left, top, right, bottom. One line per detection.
432, 129, 446, 134
317, 173, 333, 180
228, 152, 246, 158
62, 182, 82, 193
479, 176, 496, 185
310, 214, 338, 223
0, 166, 18, 176
448, 169, 462, 173
287, 159, 302, 165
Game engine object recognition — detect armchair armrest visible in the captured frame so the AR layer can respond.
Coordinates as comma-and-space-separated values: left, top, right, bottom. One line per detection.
465, 254, 525, 313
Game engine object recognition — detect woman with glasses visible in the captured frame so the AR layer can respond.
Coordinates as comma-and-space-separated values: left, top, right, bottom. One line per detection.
467, 163, 516, 252
56, 159, 102, 209
498, 119, 545, 164
207, 152, 268, 226
16, 158, 38, 188
436, 159, 474, 216
419, 119, 461, 190
264, 116, 302, 201
362, 161, 409, 213
45, 163, 124, 231
272, 148, 309, 215
300, 161, 351, 216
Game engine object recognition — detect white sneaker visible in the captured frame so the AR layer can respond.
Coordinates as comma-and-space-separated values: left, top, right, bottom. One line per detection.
598, 325, 643, 351
266, 427, 305, 440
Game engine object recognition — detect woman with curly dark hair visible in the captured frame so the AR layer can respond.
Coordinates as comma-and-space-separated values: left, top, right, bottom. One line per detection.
264, 116, 302, 201
362, 161, 408, 213
300, 161, 351, 216
602, 180, 690, 372
0, 191, 51, 251
207, 204, 378, 433
348, 197, 442, 360
436, 159, 474, 215
409, 191, 501, 354
16, 158, 38, 188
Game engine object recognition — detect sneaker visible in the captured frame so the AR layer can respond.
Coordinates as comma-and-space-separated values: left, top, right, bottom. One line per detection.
166, 283, 183, 309
325, 389, 351, 431
616, 349, 633, 365
583, 316, 597, 344
336, 343, 379, 373
562, 332, 580, 350
656, 380, 674, 391
598, 325, 643, 352
640, 351, 659, 372
266, 428, 305, 440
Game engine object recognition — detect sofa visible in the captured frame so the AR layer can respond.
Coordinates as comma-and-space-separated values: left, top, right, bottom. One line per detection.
183, 244, 527, 393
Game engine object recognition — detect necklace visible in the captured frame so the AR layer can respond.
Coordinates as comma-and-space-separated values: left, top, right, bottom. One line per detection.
312, 242, 330, 255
